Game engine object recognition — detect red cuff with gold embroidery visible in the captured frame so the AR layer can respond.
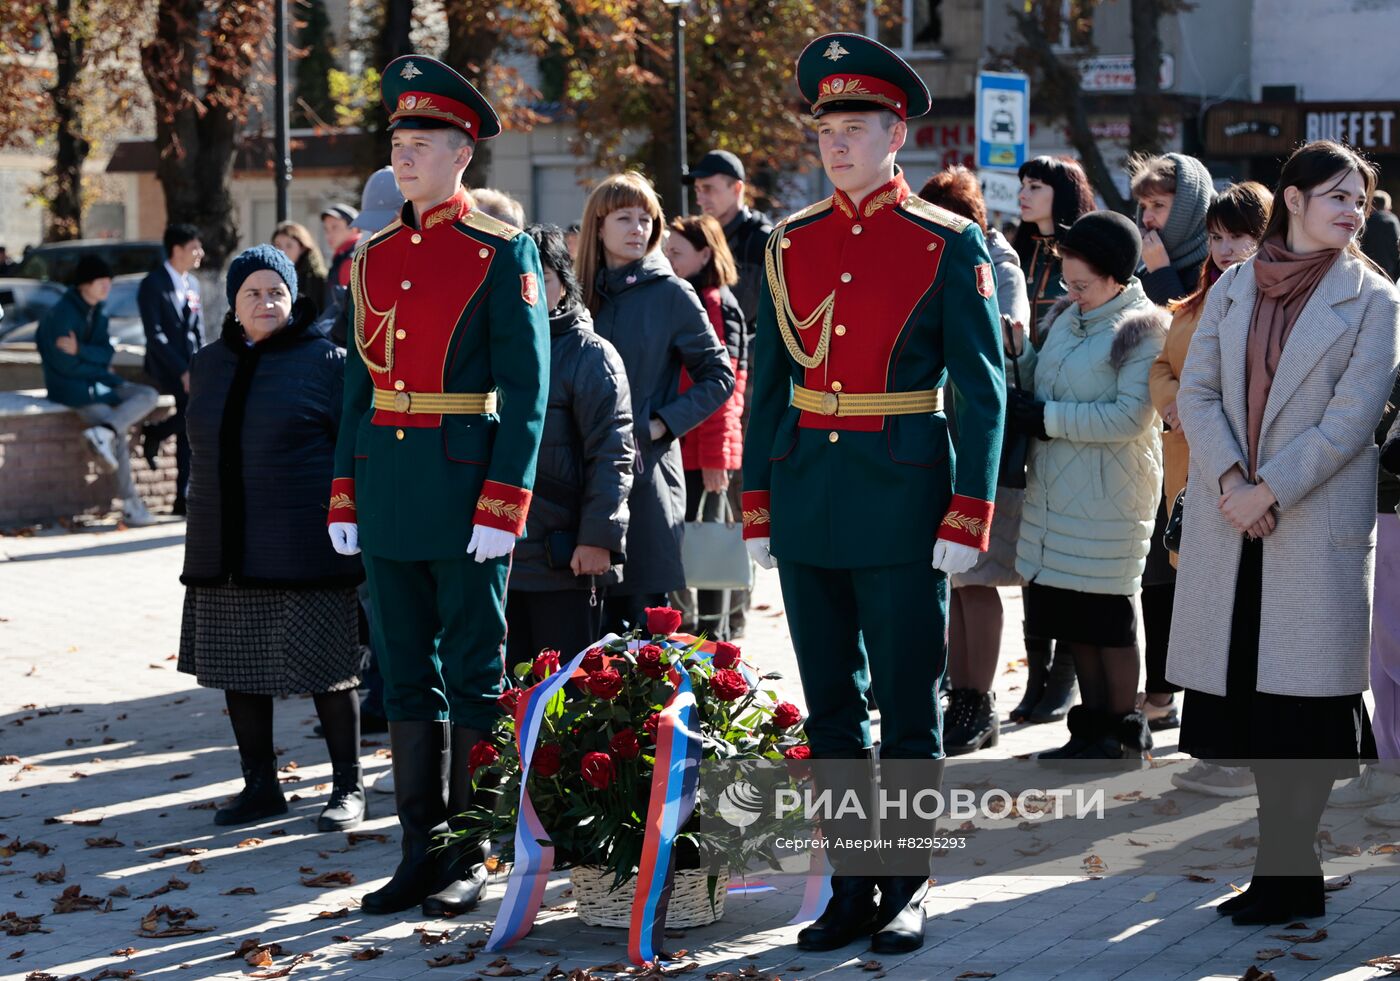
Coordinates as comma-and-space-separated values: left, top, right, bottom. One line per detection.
938, 494, 995, 551
474, 480, 532, 536
328, 478, 357, 525
742, 490, 772, 540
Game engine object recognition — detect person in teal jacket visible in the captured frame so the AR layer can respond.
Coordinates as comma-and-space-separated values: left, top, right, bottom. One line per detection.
37, 256, 159, 526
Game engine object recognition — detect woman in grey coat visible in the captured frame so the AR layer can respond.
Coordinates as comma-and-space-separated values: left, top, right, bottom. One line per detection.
505, 225, 635, 667
575, 173, 735, 634
1168, 141, 1400, 926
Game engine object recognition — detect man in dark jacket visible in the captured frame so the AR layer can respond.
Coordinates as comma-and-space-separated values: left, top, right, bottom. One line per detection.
1363, 190, 1400, 281
38, 256, 159, 526
506, 225, 634, 666
138, 222, 205, 514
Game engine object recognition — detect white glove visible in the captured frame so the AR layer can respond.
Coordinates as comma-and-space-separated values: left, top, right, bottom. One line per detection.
931, 539, 979, 575
467, 524, 516, 563
746, 537, 776, 570
329, 522, 360, 556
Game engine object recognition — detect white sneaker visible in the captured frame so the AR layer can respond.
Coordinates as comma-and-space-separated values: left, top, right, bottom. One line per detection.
83, 426, 119, 474
1330, 765, 1400, 808
1364, 795, 1400, 827
1171, 762, 1256, 797
121, 498, 158, 528
371, 770, 395, 795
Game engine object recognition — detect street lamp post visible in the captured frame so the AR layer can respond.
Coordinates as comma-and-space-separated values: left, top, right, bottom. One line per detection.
662, 0, 687, 217
273, 0, 292, 223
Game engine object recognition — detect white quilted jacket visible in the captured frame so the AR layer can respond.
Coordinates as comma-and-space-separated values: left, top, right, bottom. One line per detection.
1014, 280, 1168, 596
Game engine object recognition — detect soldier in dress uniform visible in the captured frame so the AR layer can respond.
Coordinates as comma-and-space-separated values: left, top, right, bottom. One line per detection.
326, 55, 549, 917
741, 34, 1005, 953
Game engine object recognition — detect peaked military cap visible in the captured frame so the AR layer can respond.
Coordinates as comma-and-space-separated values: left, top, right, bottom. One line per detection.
796, 33, 932, 121
381, 54, 502, 140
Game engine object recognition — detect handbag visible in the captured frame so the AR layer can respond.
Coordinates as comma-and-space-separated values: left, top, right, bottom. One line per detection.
1163, 486, 1186, 553
681, 490, 754, 590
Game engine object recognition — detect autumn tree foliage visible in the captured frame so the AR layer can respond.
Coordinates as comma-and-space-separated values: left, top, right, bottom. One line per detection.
141, 0, 271, 267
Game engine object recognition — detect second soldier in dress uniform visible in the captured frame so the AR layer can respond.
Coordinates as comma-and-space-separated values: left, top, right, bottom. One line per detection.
326, 56, 549, 917
742, 34, 1006, 953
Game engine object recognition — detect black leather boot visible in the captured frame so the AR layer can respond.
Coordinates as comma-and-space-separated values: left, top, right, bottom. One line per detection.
362, 720, 449, 914
1009, 628, 1050, 723
317, 764, 366, 832
1037, 706, 1103, 763
1030, 641, 1077, 723
215, 756, 288, 826
796, 873, 880, 951
945, 691, 998, 756
797, 753, 878, 952
422, 726, 491, 917
1219, 807, 1267, 915
871, 875, 930, 953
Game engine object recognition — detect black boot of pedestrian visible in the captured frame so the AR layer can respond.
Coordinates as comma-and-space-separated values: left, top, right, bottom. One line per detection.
1037, 706, 1103, 763
215, 757, 288, 826
362, 720, 449, 915
422, 726, 492, 917
945, 690, 998, 756
1074, 711, 1152, 767
1220, 809, 1268, 915
871, 875, 930, 954
1009, 628, 1050, 723
318, 764, 366, 832
796, 874, 879, 951
1030, 641, 1077, 723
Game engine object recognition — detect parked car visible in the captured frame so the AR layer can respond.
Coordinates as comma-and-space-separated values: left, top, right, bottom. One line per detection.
0, 279, 66, 343
0, 275, 146, 349
15, 240, 163, 283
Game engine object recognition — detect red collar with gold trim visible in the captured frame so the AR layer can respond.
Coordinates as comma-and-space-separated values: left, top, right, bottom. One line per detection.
415, 189, 471, 232
831, 172, 911, 224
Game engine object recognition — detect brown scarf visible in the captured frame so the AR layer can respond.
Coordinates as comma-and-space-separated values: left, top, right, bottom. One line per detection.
1244, 237, 1341, 478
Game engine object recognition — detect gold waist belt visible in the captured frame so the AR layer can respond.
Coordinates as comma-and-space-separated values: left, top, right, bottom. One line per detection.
372, 389, 498, 414
790, 385, 943, 417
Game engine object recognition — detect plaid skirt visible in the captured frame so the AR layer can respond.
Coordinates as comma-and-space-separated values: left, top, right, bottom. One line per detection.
178, 583, 360, 696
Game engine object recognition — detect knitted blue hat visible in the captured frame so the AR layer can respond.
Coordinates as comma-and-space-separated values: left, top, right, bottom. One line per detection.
226, 244, 298, 308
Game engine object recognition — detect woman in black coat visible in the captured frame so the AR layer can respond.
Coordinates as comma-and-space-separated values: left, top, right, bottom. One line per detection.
178, 245, 365, 832
505, 225, 635, 666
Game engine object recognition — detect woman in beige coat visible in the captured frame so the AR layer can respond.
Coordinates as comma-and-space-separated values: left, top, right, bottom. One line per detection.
1168, 141, 1400, 927
1144, 182, 1271, 764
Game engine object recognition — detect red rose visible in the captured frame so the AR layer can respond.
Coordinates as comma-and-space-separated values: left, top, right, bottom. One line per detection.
772, 701, 802, 729
636, 644, 667, 679
532, 742, 562, 778
709, 668, 749, 702
497, 687, 522, 714
586, 667, 624, 701
609, 728, 641, 760
532, 649, 561, 680
642, 712, 661, 739
784, 744, 812, 760
468, 740, 500, 774
581, 751, 615, 790
581, 646, 606, 673
713, 641, 741, 670
645, 606, 683, 637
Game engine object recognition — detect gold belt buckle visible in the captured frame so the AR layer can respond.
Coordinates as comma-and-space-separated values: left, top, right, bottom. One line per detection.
394, 391, 411, 413
820, 391, 839, 415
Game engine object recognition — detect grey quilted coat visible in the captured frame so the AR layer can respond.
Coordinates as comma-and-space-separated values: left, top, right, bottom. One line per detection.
1014, 280, 1168, 596
1166, 251, 1400, 698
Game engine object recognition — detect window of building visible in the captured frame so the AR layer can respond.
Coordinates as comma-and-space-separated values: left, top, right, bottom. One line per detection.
868, 0, 945, 56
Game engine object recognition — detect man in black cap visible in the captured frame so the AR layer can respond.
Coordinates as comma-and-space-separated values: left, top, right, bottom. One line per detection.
686, 149, 773, 326
38, 255, 160, 526
322, 203, 363, 308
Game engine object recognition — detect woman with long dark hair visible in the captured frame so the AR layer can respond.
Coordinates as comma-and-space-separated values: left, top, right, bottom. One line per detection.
1147, 182, 1272, 765
1169, 140, 1399, 925
1008, 156, 1095, 727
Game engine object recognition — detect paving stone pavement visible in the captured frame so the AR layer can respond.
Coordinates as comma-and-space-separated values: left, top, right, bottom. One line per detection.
2, 521, 1400, 980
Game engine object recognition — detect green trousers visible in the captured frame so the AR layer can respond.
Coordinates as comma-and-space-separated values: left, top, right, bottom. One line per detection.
363, 553, 509, 731
777, 558, 948, 760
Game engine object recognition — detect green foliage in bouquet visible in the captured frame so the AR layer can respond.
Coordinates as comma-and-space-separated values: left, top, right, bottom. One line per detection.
459, 607, 810, 887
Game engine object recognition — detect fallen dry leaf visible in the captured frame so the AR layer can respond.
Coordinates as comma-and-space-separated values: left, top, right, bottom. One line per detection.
1152, 798, 1180, 816
33, 865, 65, 885
1268, 927, 1327, 943
416, 926, 454, 945
185, 861, 206, 874
85, 836, 124, 849
0, 911, 50, 936
314, 907, 352, 919
137, 877, 189, 899
1255, 949, 1285, 961
151, 846, 205, 859
138, 905, 213, 938
7, 949, 21, 959
1289, 952, 1319, 961
301, 870, 355, 888
347, 832, 389, 846
111, 947, 138, 957
1185, 874, 1215, 883
52, 884, 109, 913
1240, 968, 1276, 981
222, 886, 257, 895
427, 951, 475, 968
955, 974, 997, 979
350, 947, 386, 961
91, 970, 136, 980
860, 963, 884, 973
1226, 835, 1259, 849
108, 885, 130, 897
236, 838, 264, 848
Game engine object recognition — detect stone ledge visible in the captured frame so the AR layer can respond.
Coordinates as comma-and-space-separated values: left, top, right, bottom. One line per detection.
0, 388, 176, 420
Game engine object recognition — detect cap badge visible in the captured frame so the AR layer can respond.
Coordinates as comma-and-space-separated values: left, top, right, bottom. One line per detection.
824, 40, 850, 61
400, 60, 422, 81
402, 94, 417, 109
